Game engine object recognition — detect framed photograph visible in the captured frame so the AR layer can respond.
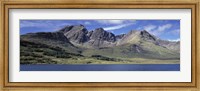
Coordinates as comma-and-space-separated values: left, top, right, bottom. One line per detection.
1, 0, 199, 91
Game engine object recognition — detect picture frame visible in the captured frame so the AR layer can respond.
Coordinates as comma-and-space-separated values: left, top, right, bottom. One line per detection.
0, 0, 199, 91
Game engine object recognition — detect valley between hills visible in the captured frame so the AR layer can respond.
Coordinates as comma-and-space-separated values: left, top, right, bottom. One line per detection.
20, 25, 180, 64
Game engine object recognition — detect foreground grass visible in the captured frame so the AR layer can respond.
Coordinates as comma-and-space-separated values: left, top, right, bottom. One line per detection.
34, 56, 180, 64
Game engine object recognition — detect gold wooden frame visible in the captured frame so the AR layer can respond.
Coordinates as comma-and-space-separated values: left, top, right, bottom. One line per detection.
0, 0, 199, 91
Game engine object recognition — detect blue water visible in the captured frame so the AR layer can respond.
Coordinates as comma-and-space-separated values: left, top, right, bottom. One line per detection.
20, 64, 180, 71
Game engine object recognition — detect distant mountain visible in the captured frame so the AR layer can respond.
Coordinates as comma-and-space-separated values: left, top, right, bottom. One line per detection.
158, 40, 180, 52
117, 30, 157, 45
116, 30, 179, 52
81, 29, 179, 59
20, 25, 180, 64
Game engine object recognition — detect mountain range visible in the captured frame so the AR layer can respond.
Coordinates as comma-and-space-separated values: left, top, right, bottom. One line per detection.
20, 24, 180, 64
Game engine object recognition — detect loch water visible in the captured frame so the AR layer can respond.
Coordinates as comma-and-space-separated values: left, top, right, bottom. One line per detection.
20, 64, 180, 71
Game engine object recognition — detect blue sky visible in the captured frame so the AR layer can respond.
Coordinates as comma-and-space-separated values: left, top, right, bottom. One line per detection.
20, 20, 180, 41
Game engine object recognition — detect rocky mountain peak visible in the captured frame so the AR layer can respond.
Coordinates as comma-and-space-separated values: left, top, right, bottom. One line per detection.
90, 28, 116, 42
87, 31, 93, 37
58, 25, 74, 33
139, 30, 157, 41
140, 30, 151, 36
116, 34, 126, 40
59, 25, 87, 33
116, 30, 158, 45
94, 28, 104, 32
81, 27, 117, 48
61, 25, 89, 44
71, 25, 87, 32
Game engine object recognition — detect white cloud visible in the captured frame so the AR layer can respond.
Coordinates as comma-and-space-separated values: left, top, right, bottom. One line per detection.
157, 24, 172, 32
96, 20, 135, 25
84, 21, 91, 25
96, 20, 124, 25
20, 20, 71, 30
168, 38, 180, 42
20, 21, 48, 28
141, 24, 173, 36
153, 24, 172, 36
169, 29, 180, 35
136, 27, 142, 30
143, 25, 157, 31
104, 23, 134, 31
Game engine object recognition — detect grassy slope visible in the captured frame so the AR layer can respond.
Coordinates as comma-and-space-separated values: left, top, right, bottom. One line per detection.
82, 41, 179, 60
21, 35, 81, 54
